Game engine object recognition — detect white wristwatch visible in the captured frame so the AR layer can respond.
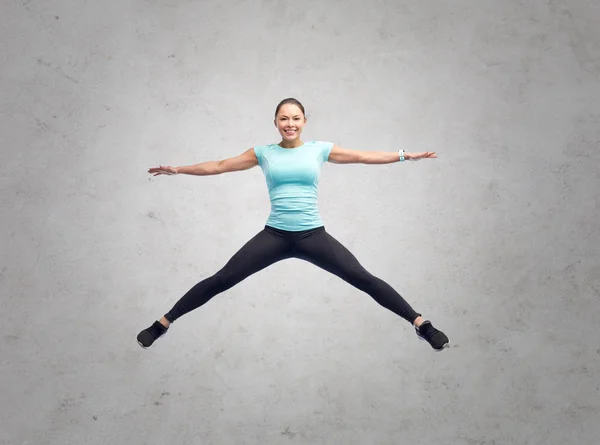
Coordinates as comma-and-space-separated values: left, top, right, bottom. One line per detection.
398, 149, 405, 162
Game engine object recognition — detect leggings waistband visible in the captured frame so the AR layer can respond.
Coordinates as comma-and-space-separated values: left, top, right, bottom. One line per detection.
263, 225, 325, 238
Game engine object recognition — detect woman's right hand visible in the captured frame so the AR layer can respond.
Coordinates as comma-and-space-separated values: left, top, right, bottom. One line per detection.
148, 165, 179, 176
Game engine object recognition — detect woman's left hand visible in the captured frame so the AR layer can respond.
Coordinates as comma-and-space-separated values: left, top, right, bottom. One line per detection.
406, 152, 437, 161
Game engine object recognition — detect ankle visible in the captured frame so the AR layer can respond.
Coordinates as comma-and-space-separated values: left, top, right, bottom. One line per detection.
159, 317, 171, 328
413, 316, 425, 328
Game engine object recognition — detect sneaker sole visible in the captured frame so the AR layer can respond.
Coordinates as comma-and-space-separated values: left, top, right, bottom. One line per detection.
137, 332, 166, 349
417, 335, 450, 352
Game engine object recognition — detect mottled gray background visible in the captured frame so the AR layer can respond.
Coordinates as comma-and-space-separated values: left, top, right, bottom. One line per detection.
1, 0, 599, 444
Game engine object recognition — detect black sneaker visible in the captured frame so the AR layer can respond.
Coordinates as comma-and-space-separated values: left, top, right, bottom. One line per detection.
416, 321, 449, 351
137, 321, 168, 348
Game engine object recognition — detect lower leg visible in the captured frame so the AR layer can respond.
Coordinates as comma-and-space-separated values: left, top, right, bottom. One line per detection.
348, 277, 449, 349
161, 273, 227, 324
137, 276, 222, 348
358, 275, 423, 324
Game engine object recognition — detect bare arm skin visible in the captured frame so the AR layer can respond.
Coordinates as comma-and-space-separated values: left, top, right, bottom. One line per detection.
327, 144, 437, 164
148, 148, 259, 176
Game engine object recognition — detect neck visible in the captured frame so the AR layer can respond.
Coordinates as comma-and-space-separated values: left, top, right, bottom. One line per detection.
279, 139, 304, 149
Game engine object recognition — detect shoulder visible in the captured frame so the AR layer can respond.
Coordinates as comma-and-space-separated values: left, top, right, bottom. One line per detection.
253, 144, 276, 167
253, 143, 276, 155
307, 140, 334, 162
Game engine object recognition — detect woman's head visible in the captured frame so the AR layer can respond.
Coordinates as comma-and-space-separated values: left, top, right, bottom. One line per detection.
274, 98, 307, 144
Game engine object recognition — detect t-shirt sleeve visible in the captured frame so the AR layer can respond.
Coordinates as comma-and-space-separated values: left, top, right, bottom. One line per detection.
253, 145, 264, 167
319, 141, 334, 163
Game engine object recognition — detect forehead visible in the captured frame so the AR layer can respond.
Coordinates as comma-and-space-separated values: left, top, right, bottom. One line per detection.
277, 104, 303, 116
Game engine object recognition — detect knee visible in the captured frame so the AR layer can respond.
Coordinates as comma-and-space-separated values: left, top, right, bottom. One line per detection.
213, 269, 238, 293
347, 270, 379, 292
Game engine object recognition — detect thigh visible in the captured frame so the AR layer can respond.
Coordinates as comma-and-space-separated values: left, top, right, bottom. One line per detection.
216, 227, 292, 285
294, 229, 371, 282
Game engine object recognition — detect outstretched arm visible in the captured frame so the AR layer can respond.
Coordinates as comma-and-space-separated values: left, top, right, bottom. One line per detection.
148, 148, 259, 176
327, 144, 437, 164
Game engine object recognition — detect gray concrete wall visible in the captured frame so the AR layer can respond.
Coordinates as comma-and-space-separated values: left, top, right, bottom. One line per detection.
2, 0, 599, 444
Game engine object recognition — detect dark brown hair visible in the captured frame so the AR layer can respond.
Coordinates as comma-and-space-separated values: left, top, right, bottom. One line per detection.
275, 98, 306, 118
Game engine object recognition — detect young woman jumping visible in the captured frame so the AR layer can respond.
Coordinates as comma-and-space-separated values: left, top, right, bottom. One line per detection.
137, 98, 450, 351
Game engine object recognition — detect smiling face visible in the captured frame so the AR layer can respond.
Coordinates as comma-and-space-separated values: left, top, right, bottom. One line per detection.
274, 103, 307, 144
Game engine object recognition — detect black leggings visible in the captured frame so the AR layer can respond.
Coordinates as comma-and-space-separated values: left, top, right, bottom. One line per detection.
164, 225, 421, 324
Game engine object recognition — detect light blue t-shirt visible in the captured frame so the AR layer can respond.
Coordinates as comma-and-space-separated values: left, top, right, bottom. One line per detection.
253, 140, 334, 231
